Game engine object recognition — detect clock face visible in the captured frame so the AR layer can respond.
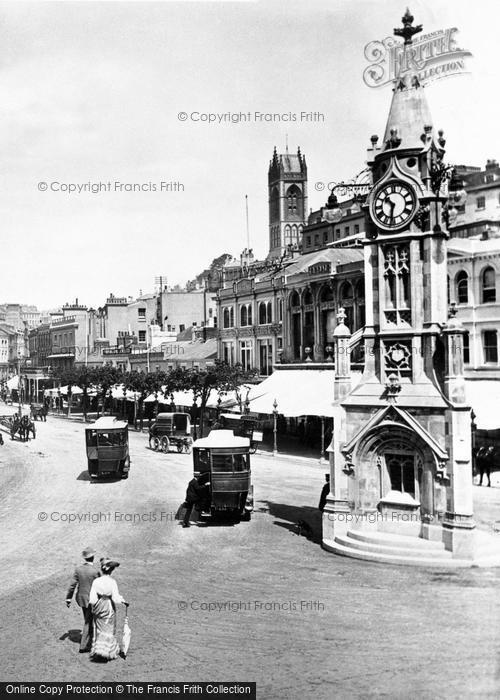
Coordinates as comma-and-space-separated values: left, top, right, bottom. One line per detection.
371, 181, 417, 231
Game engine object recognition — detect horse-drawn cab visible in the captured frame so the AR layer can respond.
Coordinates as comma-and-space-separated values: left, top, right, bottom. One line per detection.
30, 403, 48, 422
85, 417, 130, 480
149, 412, 192, 454
10, 413, 36, 442
218, 413, 263, 453
192, 429, 253, 521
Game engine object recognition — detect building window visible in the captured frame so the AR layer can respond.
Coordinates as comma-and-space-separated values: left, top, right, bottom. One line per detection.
306, 236, 311, 246
335, 228, 340, 239
456, 271, 468, 304
240, 303, 252, 327
259, 340, 273, 376
345, 226, 350, 237
323, 231, 328, 243
258, 301, 272, 325
463, 331, 470, 364
240, 340, 252, 370
354, 224, 360, 234
138, 330, 146, 342
138, 308, 146, 320
223, 306, 234, 329
482, 267, 496, 303
476, 196, 486, 210
483, 331, 498, 364
386, 453, 416, 498
223, 342, 234, 365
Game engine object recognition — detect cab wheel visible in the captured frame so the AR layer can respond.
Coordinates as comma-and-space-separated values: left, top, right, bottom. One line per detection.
88, 459, 98, 479
176, 441, 183, 453
183, 440, 192, 454
152, 437, 160, 451
161, 436, 170, 453
120, 457, 130, 479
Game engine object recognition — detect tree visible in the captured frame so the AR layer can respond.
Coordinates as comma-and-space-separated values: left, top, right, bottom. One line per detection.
53, 367, 81, 418
125, 369, 167, 430
92, 365, 124, 417
183, 360, 258, 437
72, 365, 97, 422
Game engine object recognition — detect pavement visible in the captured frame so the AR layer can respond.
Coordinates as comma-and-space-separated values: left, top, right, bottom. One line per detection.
0, 415, 499, 698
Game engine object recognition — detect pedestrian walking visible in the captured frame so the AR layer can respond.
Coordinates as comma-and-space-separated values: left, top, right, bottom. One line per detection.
65, 547, 100, 653
182, 473, 210, 528
89, 558, 129, 661
318, 473, 330, 512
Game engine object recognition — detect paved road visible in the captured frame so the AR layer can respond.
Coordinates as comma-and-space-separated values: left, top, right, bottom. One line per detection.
0, 416, 499, 698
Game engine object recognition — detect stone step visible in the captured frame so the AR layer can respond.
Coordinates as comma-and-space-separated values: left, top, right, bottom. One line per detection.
336, 534, 452, 559
324, 539, 472, 568
347, 529, 445, 551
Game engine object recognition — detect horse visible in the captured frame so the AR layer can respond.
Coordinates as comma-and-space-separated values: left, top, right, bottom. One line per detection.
9, 415, 36, 441
475, 446, 494, 487
30, 404, 48, 422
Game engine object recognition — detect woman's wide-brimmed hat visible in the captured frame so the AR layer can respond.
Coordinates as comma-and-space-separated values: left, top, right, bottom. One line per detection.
82, 547, 96, 559
100, 557, 120, 572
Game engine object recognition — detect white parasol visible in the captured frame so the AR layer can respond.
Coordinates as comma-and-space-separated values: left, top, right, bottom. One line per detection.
121, 603, 131, 658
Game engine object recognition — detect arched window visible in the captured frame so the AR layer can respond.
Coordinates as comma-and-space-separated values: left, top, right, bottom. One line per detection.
223, 308, 230, 328
286, 185, 303, 218
266, 301, 272, 324
339, 282, 353, 302
247, 304, 252, 325
259, 302, 267, 325
270, 187, 279, 222
240, 305, 248, 327
320, 285, 334, 303
456, 271, 468, 304
303, 289, 313, 306
290, 291, 300, 308
482, 267, 496, 303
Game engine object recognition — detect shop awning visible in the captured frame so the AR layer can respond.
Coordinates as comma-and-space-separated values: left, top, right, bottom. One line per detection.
465, 380, 500, 430
245, 368, 362, 417
6, 375, 19, 390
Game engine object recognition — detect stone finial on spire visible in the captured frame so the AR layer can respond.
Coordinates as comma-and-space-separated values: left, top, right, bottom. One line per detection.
394, 8, 423, 45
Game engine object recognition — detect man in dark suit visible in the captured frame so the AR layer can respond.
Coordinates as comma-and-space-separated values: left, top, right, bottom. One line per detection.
182, 473, 210, 527
318, 473, 330, 512
65, 547, 100, 652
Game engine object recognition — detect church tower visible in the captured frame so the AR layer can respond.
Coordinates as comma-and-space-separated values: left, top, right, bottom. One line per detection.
323, 11, 480, 565
267, 146, 308, 259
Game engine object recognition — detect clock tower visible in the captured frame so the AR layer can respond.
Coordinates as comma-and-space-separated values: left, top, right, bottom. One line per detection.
323, 11, 478, 564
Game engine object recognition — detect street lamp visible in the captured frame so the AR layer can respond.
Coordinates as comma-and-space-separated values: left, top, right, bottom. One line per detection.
272, 398, 278, 456
471, 409, 477, 483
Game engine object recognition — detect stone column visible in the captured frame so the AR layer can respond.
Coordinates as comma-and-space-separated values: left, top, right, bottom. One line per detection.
333, 308, 352, 401
441, 304, 475, 558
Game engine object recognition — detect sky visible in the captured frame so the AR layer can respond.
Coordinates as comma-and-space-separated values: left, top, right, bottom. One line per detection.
1, 0, 499, 309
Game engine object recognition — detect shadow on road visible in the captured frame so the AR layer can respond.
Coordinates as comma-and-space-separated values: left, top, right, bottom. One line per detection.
59, 629, 81, 644
76, 470, 122, 483
261, 500, 322, 544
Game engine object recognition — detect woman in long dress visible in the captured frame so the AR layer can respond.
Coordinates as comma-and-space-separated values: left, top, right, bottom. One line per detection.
89, 558, 128, 661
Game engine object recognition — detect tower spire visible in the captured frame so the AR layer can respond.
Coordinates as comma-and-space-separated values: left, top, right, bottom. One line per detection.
382, 10, 432, 152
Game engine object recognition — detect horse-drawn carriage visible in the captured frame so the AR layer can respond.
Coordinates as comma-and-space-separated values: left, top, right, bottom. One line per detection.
217, 413, 263, 453
9, 414, 36, 441
149, 412, 192, 454
30, 403, 48, 422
